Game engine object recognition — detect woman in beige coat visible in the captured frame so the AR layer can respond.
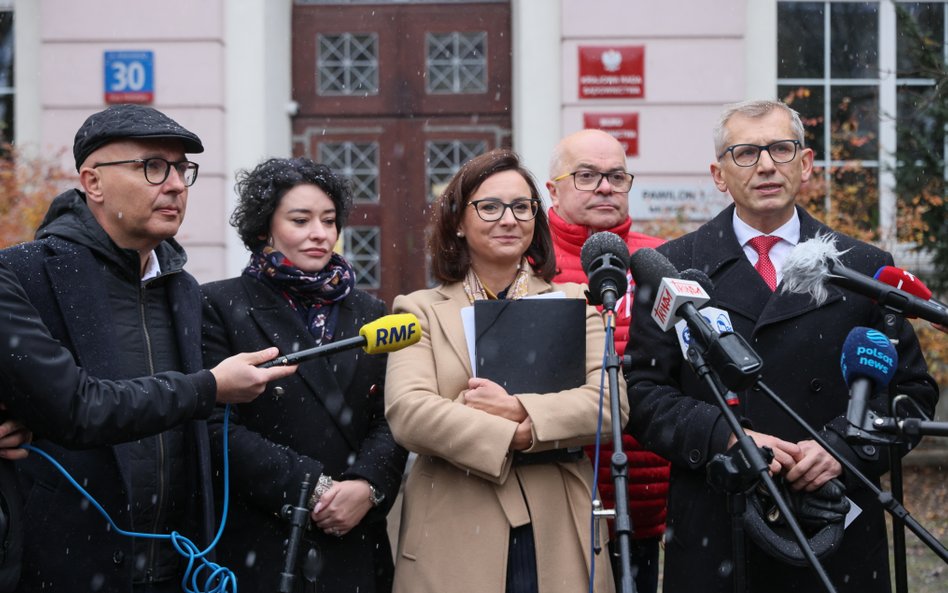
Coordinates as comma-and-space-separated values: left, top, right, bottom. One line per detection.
385, 149, 628, 593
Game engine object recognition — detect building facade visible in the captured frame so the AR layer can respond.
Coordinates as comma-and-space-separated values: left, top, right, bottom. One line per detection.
6, 0, 945, 302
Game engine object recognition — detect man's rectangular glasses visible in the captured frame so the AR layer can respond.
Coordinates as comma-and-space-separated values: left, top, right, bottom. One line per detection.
552, 170, 634, 192
718, 139, 800, 167
93, 157, 200, 187
468, 198, 540, 222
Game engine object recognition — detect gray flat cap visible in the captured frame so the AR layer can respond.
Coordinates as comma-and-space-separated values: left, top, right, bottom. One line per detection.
73, 104, 204, 171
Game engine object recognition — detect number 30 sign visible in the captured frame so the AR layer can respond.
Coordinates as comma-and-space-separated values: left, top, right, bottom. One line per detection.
104, 51, 154, 104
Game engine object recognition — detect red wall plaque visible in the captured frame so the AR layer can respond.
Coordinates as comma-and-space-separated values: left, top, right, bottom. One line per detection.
583, 112, 639, 157
578, 46, 645, 99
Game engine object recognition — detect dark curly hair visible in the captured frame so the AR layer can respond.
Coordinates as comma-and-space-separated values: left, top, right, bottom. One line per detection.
230, 157, 353, 251
429, 148, 555, 283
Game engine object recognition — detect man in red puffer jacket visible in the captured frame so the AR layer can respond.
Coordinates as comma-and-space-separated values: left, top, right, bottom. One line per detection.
546, 129, 670, 593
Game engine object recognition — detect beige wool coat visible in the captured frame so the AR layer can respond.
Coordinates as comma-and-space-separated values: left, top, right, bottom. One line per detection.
385, 274, 628, 593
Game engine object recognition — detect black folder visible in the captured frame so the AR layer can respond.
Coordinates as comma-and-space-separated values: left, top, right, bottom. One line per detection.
473, 298, 587, 394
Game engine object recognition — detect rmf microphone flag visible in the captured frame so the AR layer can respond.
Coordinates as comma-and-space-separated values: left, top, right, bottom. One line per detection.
259, 313, 421, 368
361, 313, 421, 353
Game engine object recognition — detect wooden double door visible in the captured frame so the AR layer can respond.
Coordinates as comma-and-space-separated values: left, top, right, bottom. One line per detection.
292, 1, 512, 306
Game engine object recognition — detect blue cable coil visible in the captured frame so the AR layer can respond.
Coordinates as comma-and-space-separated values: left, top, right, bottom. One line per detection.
23, 404, 238, 593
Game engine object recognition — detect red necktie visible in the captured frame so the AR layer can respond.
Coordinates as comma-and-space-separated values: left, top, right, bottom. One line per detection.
749, 235, 781, 291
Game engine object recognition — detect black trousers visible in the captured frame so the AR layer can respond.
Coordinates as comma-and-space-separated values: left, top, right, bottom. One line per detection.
505, 524, 538, 593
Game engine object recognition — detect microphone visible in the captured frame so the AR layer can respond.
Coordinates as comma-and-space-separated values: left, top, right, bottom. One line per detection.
651, 273, 713, 332
874, 266, 948, 311
629, 248, 762, 390
580, 231, 630, 312
840, 327, 898, 436
680, 269, 741, 407
628, 248, 711, 332
782, 234, 948, 326
258, 313, 421, 368
875, 266, 931, 299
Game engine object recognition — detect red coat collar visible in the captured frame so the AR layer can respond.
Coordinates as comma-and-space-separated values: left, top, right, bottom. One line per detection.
547, 207, 633, 253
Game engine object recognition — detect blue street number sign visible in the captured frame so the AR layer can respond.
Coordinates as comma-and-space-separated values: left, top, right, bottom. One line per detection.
104, 51, 154, 104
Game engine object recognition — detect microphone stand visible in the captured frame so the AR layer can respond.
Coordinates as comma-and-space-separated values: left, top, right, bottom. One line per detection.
684, 344, 837, 593
583, 244, 636, 593
872, 416, 948, 438
278, 473, 313, 593
848, 312, 948, 593
753, 380, 948, 564
590, 308, 636, 593
881, 312, 908, 593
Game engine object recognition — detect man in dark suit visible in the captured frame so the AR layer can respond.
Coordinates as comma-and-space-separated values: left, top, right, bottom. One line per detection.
624, 99, 938, 593
0, 104, 292, 593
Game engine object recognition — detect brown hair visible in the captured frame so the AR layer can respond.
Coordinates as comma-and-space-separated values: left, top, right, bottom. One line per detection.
428, 148, 555, 283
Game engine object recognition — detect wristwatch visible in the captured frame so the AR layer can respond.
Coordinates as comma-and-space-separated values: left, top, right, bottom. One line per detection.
367, 482, 385, 507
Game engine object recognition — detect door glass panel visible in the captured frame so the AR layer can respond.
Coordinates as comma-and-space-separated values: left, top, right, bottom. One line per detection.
343, 226, 381, 289
318, 33, 379, 95
426, 32, 487, 94
426, 139, 488, 200
318, 141, 380, 203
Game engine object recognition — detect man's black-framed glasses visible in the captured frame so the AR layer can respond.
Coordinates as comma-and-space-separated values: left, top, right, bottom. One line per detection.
468, 197, 541, 222
93, 157, 200, 187
552, 170, 634, 192
718, 139, 800, 168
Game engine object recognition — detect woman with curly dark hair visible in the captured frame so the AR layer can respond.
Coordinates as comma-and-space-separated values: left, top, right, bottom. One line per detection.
201, 157, 407, 593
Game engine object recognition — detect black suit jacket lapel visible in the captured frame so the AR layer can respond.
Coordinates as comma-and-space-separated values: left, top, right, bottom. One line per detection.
688, 207, 842, 335
755, 207, 842, 331
244, 278, 362, 451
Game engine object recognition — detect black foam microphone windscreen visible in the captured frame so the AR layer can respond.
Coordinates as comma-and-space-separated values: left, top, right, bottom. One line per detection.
580, 231, 630, 273
629, 247, 680, 289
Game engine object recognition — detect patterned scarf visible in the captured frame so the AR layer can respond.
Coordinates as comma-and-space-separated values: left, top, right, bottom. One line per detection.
462, 258, 532, 303
244, 247, 355, 345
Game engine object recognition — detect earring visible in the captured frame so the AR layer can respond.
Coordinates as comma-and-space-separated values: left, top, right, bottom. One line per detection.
456, 231, 464, 238
266, 235, 274, 247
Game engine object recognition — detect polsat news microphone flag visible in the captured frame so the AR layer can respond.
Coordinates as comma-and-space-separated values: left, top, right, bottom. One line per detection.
258, 313, 421, 368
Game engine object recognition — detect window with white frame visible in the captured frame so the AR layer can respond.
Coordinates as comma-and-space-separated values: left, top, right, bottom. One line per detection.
0, 10, 13, 145
895, 3, 946, 173
776, 0, 947, 240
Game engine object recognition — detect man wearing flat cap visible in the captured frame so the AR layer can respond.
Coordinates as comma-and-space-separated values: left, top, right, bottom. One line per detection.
0, 104, 225, 593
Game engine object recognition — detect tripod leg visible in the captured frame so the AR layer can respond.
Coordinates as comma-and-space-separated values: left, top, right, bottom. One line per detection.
729, 492, 746, 593
890, 446, 907, 593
